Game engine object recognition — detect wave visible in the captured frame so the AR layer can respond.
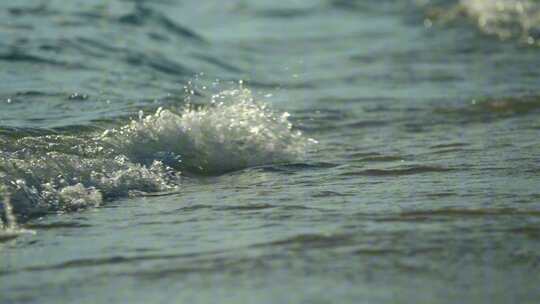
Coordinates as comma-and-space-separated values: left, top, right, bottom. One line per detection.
0, 86, 314, 225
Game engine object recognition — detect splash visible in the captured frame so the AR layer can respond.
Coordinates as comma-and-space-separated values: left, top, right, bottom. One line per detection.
103, 87, 311, 174
0, 85, 314, 222
0, 193, 35, 241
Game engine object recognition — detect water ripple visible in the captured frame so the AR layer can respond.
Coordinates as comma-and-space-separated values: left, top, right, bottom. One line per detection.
340, 165, 454, 177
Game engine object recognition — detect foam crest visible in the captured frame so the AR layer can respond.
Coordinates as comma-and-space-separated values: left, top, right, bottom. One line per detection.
104, 87, 312, 174
461, 0, 540, 43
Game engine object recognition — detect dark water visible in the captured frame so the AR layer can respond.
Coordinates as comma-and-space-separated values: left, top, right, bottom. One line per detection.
1, 0, 540, 303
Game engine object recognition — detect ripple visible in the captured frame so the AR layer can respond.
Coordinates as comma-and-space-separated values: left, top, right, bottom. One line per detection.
340, 165, 454, 177
25, 221, 92, 230
430, 143, 470, 149
357, 155, 404, 162
107, 4, 206, 42
0, 52, 87, 69
400, 208, 540, 217
253, 233, 353, 249
433, 96, 540, 123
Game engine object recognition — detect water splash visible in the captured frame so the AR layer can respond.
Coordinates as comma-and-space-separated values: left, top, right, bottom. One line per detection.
104, 87, 311, 174
0, 193, 35, 241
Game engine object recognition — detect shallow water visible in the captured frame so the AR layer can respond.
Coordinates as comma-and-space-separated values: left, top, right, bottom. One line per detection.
1, 0, 540, 303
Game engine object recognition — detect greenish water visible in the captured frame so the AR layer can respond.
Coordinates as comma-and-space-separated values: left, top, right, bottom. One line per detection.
1, 0, 540, 303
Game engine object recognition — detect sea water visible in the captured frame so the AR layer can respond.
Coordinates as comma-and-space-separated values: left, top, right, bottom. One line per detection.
1, 1, 540, 303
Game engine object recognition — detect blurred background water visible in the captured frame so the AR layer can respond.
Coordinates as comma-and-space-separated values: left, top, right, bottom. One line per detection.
1, 0, 540, 303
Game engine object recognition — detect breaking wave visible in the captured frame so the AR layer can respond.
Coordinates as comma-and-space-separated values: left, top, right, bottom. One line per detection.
0, 87, 313, 224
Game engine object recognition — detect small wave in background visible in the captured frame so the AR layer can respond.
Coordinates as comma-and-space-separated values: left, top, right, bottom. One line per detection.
424, 0, 540, 45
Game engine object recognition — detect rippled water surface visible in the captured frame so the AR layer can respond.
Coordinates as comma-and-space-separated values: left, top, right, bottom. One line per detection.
1, 0, 540, 303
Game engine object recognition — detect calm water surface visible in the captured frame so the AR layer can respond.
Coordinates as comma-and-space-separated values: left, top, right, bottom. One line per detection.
1, 0, 540, 303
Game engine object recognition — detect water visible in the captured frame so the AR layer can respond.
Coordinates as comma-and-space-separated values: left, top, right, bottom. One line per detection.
1, 0, 539, 303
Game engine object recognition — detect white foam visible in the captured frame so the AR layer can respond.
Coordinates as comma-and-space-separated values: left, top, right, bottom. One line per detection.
0, 151, 176, 219
460, 0, 540, 43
